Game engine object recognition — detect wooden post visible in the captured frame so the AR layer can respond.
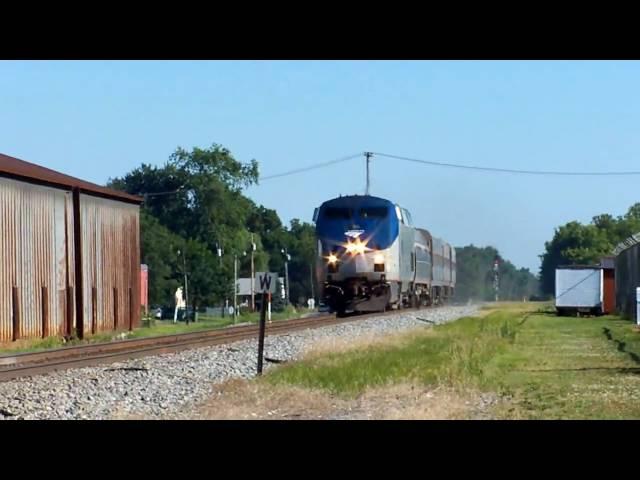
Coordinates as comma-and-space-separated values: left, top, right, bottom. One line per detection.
66, 286, 74, 337
91, 287, 97, 335
129, 287, 134, 331
72, 187, 84, 340
41, 286, 49, 338
113, 287, 119, 330
12, 286, 20, 341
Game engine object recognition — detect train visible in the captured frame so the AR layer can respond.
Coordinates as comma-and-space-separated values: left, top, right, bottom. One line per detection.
313, 194, 456, 316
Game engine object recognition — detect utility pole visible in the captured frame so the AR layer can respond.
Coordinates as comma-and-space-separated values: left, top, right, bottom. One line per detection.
233, 254, 238, 323
310, 263, 315, 302
282, 248, 291, 306
217, 241, 224, 316
364, 151, 373, 196
250, 233, 256, 312
285, 260, 290, 306
178, 248, 189, 323
183, 253, 189, 324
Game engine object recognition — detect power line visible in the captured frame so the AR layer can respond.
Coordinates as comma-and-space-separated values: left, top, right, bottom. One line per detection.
259, 153, 362, 181
137, 185, 186, 199
372, 152, 640, 176
260, 151, 640, 182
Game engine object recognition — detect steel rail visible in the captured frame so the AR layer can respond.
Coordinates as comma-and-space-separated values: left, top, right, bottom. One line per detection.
0, 306, 433, 382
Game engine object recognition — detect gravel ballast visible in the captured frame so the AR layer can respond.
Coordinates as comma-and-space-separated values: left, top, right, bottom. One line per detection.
0, 306, 478, 420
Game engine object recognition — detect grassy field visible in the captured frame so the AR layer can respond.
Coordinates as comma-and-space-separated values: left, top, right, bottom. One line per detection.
265, 302, 640, 419
0, 306, 303, 355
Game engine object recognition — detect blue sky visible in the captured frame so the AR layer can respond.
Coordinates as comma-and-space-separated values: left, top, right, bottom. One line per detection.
2, 60, 640, 273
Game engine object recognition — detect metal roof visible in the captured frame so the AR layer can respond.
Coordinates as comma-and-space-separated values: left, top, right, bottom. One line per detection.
0, 152, 142, 204
612, 232, 640, 256
557, 265, 601, 270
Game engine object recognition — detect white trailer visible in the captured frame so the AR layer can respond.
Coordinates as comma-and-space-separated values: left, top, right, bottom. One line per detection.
555, 267, 604, 316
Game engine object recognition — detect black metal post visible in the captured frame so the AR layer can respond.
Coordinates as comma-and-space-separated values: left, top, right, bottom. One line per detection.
257, 292, 267, 375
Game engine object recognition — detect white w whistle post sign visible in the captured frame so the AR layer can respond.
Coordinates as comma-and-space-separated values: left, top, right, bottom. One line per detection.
255, 272, 277, 294
255, 272, 276, 375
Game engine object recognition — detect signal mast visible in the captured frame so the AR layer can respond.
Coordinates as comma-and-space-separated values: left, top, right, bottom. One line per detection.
493, 255, 500, 302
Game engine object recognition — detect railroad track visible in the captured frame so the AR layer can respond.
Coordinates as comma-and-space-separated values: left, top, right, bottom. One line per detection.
0, 306, 427, 382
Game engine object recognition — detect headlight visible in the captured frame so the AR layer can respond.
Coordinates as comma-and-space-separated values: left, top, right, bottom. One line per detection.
328, 253, 338, 264
345, 239, 367, 255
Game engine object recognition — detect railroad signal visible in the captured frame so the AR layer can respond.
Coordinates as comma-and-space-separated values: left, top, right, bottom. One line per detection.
493, 256, 500, 302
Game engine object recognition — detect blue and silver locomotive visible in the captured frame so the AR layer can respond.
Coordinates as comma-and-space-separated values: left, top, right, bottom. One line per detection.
314, 195, 456, 315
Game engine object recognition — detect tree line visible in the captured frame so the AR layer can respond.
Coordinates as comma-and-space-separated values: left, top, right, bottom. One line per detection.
454, 245, 539, 302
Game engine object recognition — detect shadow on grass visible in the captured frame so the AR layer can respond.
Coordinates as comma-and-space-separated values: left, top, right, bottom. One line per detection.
602, 327, 640, 364
515, 366, 640, 375
517, 308, 556, 326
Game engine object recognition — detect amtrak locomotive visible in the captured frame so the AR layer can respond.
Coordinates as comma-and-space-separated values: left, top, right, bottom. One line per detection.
314, 195, 456, 315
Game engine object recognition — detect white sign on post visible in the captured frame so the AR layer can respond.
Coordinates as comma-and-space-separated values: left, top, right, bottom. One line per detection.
636, 287, 640, 326
255, 272, 277, 294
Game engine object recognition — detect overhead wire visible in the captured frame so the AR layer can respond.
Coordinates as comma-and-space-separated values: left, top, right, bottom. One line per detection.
371, 152, 640, 176
259, 153, 363, 181
135, 150, 640, 196
259, 150, 640, 182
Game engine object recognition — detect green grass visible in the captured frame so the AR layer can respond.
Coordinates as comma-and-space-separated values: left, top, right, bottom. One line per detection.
266, 304, 640, 419
0, 306, 303, 355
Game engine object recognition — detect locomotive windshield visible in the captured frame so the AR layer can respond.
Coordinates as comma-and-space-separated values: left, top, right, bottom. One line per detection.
324, 207, 352, 220
360, 207, 388, 219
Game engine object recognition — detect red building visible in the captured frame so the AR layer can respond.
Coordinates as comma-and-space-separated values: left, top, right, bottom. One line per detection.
600, 257, 615, 314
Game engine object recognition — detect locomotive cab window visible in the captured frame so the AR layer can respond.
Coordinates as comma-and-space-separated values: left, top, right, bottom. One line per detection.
324, 208, 352, 220
398, 207, 411, 226
404, 210, 413, 226
359, 207, 388, 219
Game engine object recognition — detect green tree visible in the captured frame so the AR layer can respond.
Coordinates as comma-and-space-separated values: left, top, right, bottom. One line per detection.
286, 219, 318, 305
140, 211, 184, 306
110, 142, 318, 310
539, 202, 640, 295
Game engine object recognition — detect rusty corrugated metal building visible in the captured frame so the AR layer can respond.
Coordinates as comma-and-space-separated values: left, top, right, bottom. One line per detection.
613, 233, 640, 321
0, 152, 142, 342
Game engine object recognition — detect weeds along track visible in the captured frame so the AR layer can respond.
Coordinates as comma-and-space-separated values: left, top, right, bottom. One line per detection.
0, 306, 435, 382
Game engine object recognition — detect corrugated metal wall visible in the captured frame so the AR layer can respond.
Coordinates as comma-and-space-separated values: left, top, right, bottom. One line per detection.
0, 177, 140, 342
615, 243, 639, 320
0, 177, 74, 342
80, 195, 141, 334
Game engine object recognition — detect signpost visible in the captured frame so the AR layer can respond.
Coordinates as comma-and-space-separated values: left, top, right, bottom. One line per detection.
255, 272, 277, 375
